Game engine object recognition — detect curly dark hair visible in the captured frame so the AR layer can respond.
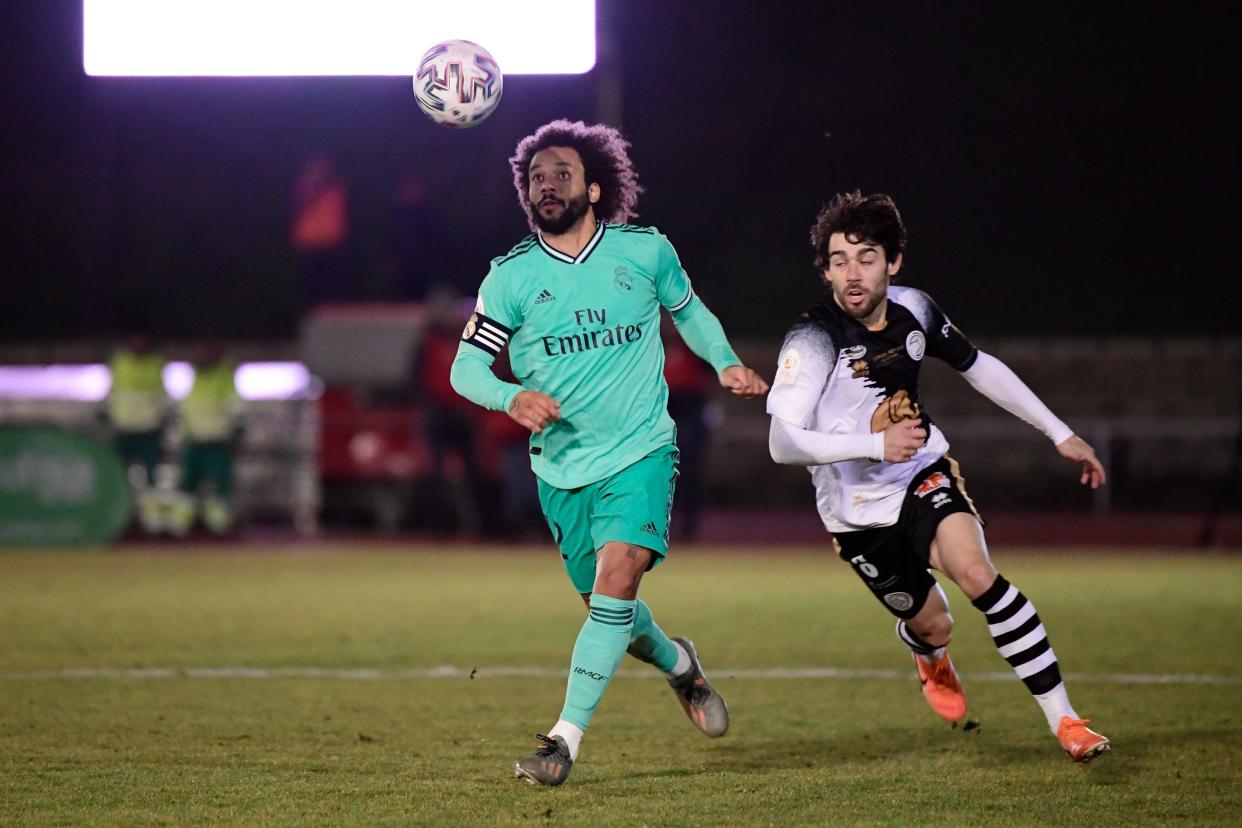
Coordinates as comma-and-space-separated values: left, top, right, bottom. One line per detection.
510, 120, 643, 231
810, 191, 907, 270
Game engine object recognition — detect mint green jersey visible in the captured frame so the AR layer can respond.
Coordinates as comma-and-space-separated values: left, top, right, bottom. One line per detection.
453, 222, 739, 490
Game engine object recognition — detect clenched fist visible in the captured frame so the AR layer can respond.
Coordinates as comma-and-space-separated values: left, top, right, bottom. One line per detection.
883, 417, 927, 463
508, 390, 561, 434
719, 365, 770, 398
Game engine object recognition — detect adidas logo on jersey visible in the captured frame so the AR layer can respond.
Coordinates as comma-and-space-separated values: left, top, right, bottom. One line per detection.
639, 522, 659, 535
535, 289, 556, 304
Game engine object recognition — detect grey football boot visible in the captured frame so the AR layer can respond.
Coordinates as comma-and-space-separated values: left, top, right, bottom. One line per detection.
667, 637, 730, 737
514, 734, 573, 786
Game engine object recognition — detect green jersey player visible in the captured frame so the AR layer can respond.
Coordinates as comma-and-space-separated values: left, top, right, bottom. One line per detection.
451, 120, 768, 786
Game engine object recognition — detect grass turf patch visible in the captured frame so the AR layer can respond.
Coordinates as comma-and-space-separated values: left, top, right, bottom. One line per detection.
2, 545, 1240, 825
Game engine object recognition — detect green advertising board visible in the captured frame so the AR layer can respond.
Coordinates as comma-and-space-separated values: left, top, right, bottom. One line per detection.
0, 426, 131, 546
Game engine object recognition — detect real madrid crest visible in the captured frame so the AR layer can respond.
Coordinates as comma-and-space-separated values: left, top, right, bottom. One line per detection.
461, 313, 479, 341
613, 266, 633, 294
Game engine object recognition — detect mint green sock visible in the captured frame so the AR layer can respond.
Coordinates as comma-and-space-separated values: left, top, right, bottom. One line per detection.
626, 598, 680, 673
559, 594, 636, 730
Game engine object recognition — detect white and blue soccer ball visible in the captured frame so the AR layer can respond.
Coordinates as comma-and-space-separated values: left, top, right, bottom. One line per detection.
413, 39, 503, 128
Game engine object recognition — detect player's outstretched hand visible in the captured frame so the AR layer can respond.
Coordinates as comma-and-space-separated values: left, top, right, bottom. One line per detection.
719, 365, 770, 398
883, 417, 927, 463
508, 390, 561, 434
1056, 434, 1107, 489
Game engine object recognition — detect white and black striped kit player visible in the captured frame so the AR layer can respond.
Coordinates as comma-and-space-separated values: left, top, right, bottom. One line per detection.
768, 283, 1106, 757
767, 285, 976, 533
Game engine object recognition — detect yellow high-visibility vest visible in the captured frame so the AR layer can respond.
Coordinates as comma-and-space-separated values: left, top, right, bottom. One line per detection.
180, 361, 240, 441
106, 350, 168, 431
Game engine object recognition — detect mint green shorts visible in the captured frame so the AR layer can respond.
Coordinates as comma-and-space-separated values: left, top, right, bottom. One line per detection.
536, 444, 680, 593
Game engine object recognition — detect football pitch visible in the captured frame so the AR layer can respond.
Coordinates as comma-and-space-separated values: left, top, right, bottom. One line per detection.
2, 544, 1240, 826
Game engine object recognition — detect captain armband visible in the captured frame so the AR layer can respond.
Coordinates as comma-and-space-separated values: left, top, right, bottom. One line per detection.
460, 312, 513, 356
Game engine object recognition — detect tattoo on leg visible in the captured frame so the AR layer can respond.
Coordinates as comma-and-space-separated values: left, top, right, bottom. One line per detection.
625, 545, 641, 559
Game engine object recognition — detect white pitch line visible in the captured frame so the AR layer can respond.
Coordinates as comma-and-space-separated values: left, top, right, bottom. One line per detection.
1, 666, 1239, 686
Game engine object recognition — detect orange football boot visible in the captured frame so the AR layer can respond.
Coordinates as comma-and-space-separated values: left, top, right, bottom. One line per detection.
1057, 716, 1111, 763
914, 651, 968, 723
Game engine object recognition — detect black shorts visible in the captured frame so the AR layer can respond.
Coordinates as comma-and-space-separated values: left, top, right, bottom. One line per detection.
832, 456, 983, 620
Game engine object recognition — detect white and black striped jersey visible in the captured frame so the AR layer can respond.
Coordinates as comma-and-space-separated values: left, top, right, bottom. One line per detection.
766, 286, 978, 533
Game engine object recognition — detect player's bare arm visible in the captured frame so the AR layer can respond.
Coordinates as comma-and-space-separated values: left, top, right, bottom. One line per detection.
1055, 434, 1107, 489
718, 365, 769, 398
508, 390, 561, 434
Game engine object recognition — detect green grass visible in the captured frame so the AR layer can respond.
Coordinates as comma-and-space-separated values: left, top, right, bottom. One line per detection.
2, 545, 1241, 825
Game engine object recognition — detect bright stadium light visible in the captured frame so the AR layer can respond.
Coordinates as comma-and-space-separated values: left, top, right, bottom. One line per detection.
0, 363, 313, 401
83, 0, 596, 76
235, 362, 314, 401
164, 362, 315, 401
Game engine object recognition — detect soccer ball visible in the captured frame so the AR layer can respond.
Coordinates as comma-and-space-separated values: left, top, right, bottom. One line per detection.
413, 39, 503, 128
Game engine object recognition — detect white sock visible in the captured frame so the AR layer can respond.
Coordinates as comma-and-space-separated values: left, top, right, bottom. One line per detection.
665, 640, 693, 678
1033, 683, 1078, 734
548, 720, 584, 761
897, 619, 945, 662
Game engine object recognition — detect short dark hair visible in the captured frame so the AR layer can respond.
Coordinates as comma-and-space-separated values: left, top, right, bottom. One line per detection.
510, 120, 643, 231
810, 191, 907, 270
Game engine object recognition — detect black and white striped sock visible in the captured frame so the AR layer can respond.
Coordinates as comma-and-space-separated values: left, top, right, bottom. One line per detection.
972, 573, 1077, 732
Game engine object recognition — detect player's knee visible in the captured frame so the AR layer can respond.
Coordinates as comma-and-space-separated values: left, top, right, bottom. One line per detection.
962, 562, 999, 599
593, 569, 641, 600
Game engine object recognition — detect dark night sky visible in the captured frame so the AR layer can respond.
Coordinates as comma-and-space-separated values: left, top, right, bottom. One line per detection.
0, 2, 1232, 343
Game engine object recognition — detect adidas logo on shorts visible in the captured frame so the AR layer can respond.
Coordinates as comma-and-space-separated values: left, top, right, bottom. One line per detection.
640, 522, 659, 535
535, 289, 555, 304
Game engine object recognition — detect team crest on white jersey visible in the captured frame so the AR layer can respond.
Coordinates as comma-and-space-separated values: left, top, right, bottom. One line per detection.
841, 345, 867, 360
775, 348, 801, 385
906, 330, 926, 361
